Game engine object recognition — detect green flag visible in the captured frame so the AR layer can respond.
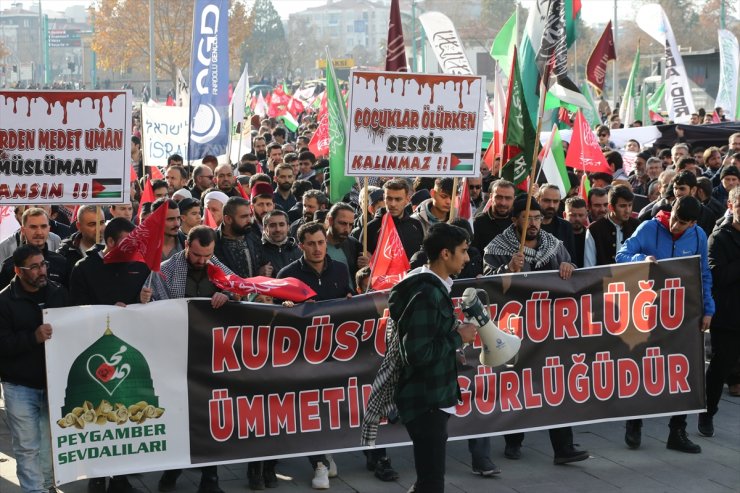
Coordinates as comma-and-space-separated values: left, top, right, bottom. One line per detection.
619, 46, 640, 125
502, 48, 536, 185
565, 0, 581, 48
580, 82, 602, 127
326, 53, 355, 203
648, 82, 665, 112
490, 11, 517, 76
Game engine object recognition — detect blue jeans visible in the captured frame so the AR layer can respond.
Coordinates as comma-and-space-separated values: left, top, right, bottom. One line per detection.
2, 382, 53, 493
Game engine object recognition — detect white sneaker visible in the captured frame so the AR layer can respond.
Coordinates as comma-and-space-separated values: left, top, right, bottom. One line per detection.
312, 462, 330, 489
327, 454, 338, 478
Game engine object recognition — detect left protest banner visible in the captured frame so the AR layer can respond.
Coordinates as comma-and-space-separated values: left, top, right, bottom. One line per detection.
45, 302, 191, 485
141, 105, 189, 169
0, 91, 131, 204
345, 71, 484, 177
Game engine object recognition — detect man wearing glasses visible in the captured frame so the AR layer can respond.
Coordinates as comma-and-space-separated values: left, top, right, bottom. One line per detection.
467, 177, 484, 215
0, 244, 69, 493
189, 164, 214, 201
482, 197, 587, 464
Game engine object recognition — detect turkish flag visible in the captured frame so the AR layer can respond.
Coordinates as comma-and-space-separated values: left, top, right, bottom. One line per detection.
456, 178, 471, 221
308, 113, 330, 157
235, 181, 250, 200
565, 111, 612, 173
287, 96, 305, 119
104, 200, 168, 271
369, 212, 410, 291
203, 207, 218, 229
268, 86, 291, 118
149, 165, 164, 180
207, 263, 317, 302
136, 178, 155, 223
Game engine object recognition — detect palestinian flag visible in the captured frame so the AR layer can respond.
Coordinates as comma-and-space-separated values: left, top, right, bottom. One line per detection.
450, 153, 474, 172
92, 178, 123, 199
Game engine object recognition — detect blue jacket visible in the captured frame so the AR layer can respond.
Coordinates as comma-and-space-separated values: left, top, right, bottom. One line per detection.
616, 217, 714, 316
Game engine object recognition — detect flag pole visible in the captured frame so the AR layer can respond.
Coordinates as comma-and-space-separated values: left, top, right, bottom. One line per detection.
518, 72, 549, 254
95, 206, 102, 244
362, 176, 369, 256
448, 177, 459, 223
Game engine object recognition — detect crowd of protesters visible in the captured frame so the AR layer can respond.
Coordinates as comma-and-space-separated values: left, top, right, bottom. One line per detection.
2, 108, 740, 493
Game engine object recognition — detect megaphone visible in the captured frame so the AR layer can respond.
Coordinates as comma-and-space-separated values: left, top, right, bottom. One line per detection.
460, 287, 521, 367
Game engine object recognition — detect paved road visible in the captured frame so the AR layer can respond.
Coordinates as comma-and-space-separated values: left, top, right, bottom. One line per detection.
2, 390, 739, 493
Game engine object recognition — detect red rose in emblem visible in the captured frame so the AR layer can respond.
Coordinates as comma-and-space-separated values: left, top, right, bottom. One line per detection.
95, 363, 116, 382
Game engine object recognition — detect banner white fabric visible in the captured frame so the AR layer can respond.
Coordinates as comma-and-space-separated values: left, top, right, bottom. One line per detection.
418, 11, 494, 132
716, 29, 739, 119
636, 4, 695, 123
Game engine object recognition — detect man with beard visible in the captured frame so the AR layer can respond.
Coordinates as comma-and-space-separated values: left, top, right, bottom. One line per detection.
473, 179, 516, 253
361, 179, 424, 260
273, 163, 297, 212
214, 197, 270, 278
629, 151, 652, 195
0, 208, 67, 290
56, 205, 106, 282
703, 147, 723, 184
588, 187, 609, 222
325, 203, 368, 284
466, 177, 485, 216
141, 227, 232, 493
261, 210, 301, 275
483, 197, 588, 464
151, 199, 185, 261
564, 197, 589, 267
253, 136, 267, 162
537, 184, 576, 260
214, 163, 240, 198
189, 164, 214, 201
165, 165, 189, 196
584, 185, 638, 267
0, 245, 69, 493
250, 182, 276, 242
290, 189, 328, 238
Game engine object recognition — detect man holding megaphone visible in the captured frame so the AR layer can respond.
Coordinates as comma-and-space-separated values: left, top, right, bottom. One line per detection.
390, 222, 478, 493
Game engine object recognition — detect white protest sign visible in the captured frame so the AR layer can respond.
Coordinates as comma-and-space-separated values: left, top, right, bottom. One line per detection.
45, 302, 191, 485
345, 71, 484, 177
141, 105, 189, 168
0, 91, 131, 204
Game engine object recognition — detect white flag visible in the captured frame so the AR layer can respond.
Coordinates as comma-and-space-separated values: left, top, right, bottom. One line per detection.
716, 30, 739, 119
636, 4, 695, 123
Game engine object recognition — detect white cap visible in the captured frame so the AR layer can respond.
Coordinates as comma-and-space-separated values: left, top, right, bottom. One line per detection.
203, 190, 229, 205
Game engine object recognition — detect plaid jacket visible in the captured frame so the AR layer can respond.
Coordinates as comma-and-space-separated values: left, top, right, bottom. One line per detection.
390, 270, 462, 424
